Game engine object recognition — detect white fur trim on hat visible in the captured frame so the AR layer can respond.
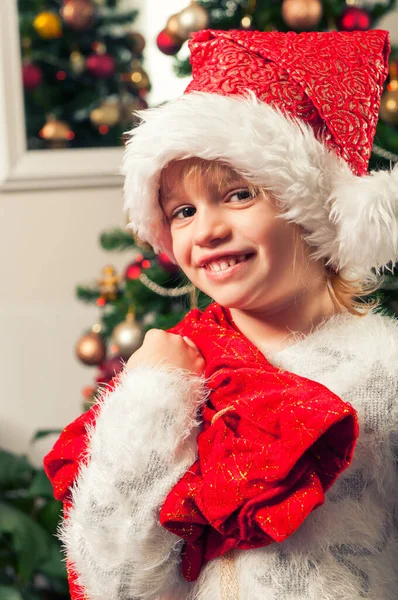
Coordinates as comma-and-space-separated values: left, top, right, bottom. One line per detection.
122, 91, 398, 281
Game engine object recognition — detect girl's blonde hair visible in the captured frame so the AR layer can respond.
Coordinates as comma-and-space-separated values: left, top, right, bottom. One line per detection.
160, 157, 382, 317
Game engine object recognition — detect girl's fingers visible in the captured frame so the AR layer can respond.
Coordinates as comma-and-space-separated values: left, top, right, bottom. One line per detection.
182, 335, 197, 349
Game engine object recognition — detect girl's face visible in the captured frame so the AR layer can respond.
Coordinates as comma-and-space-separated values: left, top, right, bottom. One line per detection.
159, 158, 327, 314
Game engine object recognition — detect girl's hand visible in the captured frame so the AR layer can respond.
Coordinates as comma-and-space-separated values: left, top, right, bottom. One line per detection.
126, 329, 205, 376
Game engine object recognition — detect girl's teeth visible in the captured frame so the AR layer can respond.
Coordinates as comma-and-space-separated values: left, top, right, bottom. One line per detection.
210, 257, 238, 272
205, 254, 253, 272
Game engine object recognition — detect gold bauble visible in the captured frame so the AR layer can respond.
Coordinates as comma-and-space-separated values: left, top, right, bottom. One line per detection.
90, 99, 121, 126
379, 87, 398, 125
75, 332, 106, 366
175, 2, 209, 39
121, 61, 150, 91
40, 116, 73, 148
40, 117, 72, 140
33, 12, 62, 39
111, 312, 144, 360
97, 265, 120, 301
166, 14, 185, 40
282, 0, 323, 30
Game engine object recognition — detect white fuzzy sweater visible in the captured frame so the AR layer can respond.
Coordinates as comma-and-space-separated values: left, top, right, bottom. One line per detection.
60, 309, 398, 600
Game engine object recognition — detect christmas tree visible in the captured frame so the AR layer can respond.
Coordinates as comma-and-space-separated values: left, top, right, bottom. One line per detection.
75, 230, 212, 408
19, 0, 150, 149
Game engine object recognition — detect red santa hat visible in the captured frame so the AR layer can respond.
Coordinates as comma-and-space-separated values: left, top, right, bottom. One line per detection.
122, 29, 397, 281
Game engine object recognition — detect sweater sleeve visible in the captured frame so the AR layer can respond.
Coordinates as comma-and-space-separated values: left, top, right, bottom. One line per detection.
45, 363, 210, 600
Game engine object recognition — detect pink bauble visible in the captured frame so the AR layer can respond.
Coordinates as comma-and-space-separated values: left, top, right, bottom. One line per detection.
86, 53, 115, 78
22, 63, 43, 90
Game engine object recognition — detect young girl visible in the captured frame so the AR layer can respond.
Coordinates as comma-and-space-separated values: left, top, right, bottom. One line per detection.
44, 29, 398, 600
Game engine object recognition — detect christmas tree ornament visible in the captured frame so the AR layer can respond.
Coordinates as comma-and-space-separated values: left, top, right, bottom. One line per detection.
240, 0, 256, 30
110, 309, 144, 360
90, 98, 121, 127
124, 253, 151, 280
338, 6, 370, 31
282, 0, 323, 30
124, 262, 142, 280
33, 11, 62, 39
349, 0, 390, 5
156, 29, 183, 55
96, 355, 124, 383
120, 60, 150, 91
142, 311, 156, 326
61, 0, 96, 31
166, 14, 185, 40
86, 52, 115, 77
82, 385, 95, 405
75, 330, 106, 365
97, 265, 120, 301
22, 62, 43, 91
70, 50, 86, 74
380, 62, 398, 125
39, 116, 74, 148
380, 88, 398, 125
127, 32, 146, 54
157, 252, 180, 275
175, 1, 209, 39
91, 40, 107, 54
240, 14, 254, 29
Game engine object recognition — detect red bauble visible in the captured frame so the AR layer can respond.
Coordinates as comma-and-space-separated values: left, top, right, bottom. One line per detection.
124, 263, 142, 280
82, 385, 95, 399
157, 252, 180, 274
156, 29, 183, 55
338, 7, 370, 31
86, 53, 115, 77
22, 63, 42, 90
96, 355, 124, 383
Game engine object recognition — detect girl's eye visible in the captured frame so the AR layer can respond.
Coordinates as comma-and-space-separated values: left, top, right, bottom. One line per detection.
169, 188, 254, 221
170, 206, 195, 221
229, 189, 254, 202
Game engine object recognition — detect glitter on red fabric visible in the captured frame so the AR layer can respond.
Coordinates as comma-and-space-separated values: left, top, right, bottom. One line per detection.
162, 303, 358, 581
184, 29, 390, 176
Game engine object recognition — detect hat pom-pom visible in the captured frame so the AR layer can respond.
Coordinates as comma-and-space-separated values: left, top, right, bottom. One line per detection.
328, 163, 398, 274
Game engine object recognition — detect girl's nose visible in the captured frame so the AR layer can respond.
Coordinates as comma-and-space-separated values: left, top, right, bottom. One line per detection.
192, 207, 230, 246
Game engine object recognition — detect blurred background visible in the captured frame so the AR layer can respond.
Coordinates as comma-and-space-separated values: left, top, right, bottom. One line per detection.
0, 2, 397, 598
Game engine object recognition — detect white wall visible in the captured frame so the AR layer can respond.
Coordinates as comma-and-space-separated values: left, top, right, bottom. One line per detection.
1, 2, 397, 464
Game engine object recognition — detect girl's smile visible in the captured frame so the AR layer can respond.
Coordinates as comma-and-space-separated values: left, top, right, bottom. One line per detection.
201, 252, 256, 281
